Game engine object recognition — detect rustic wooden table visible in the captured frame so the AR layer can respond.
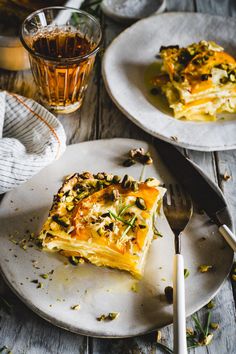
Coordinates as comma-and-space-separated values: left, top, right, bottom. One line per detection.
0, 0, 235, 353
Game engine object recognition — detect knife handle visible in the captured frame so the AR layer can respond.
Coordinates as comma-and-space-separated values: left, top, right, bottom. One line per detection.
173, 254, 187, 354
219, 224, 236, 252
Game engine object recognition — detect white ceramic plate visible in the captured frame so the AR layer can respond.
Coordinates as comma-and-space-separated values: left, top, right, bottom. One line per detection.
102, 13, 236, 151
0, 139, 233, 337
101, 0, 166, 23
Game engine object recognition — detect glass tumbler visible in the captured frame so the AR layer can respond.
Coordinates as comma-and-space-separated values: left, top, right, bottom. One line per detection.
21, 6, 102, 113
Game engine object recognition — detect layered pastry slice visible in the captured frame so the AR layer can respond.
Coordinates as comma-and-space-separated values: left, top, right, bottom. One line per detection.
39, 172, 165, 278
152, 40, 236, 120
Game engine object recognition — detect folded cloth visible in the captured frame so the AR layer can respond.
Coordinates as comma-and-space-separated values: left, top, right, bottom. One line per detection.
0, 91, 66, 194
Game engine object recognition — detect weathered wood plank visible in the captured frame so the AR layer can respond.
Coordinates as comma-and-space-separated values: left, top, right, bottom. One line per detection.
0, 278, 88, 354
195, 0, 236, 16
166, 0, 195, 12
97, 18, 149, 141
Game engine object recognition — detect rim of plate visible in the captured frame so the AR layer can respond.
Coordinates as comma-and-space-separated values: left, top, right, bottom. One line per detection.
102, 13, 236, 151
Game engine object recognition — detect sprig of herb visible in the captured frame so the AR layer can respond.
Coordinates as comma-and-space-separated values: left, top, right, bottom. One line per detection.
155, 310, 217, 353
108, 210, 133, 226
188, 312, 214, 348
139, 165, 147, 182
120, 216, 137, 240
118, 203, 135, 216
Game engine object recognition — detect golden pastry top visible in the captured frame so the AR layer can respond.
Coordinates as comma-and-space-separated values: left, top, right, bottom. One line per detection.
39, 172, 162, 256
160, 40, 236, 94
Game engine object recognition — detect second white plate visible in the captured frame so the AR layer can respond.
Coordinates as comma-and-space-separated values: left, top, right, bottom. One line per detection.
102, 13, 236, 151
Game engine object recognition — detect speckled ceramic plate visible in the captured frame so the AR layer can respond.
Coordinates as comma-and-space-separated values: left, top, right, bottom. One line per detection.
0, 139, 233, 337
101, 0, 166, 23
102, 13, 236, 151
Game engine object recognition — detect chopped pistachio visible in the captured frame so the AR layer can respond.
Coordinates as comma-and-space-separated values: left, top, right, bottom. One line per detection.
97, 314, 106, 321
40, 273, 49, 279
199, 333, 214, 346
186, 327, 194, 336
65, 196, 74, 203
121, 174, 133, 189
52, 214, 69, 228
129, 148, 153, 165
82, 172, 93, 179
50, 221, 60, 231
66, 204, 74, 212
156, 330, 162, 341
131, 181, 139, 192
97, 227, 104, 236
37, 282, 43, 289
69, 256, 80, 265
145, 177, 160, 187
198, 265, 213, 273
130, 148, 145, 158
232, 274, 236, 281
142, 155, 153, 165
210, 322, 219, 330
135, 197, 147, 210
164, 286, 173, 304
223, 171, 231, 181
97, 312, 119, 321
112, 175, 121, 184
184, 268, 190, 279
108, 312, 119, 320
96, 172, 105, 180
130, 282, 139, 293
206, 300, 215, 309
123, 158, 136, 167
111, 189, 120, 201
139, 224, 146, 229
71, 304, 80, 311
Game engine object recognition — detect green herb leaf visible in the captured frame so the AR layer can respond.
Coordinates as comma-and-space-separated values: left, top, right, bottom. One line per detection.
192, 314, 205, 336
156, 342, 173, 353
108, 210, 133, 226
205, 311, 212, 337
120, 216, 137, 240
118, 203, 135, 216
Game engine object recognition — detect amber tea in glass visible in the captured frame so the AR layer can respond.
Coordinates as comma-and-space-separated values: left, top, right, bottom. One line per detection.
21, 7, 102, 113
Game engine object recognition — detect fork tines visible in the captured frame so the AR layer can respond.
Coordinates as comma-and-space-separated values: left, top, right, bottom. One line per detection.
164, 183, 192, 208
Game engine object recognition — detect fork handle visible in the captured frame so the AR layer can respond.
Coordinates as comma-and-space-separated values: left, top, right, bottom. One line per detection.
173, 254, 187, 354
219, 224, 236, 252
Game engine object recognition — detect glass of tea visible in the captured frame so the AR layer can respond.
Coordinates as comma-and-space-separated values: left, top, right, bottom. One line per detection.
21, 7, 102, 113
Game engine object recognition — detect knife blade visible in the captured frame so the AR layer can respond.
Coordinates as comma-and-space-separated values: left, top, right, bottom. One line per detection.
155, 138, 236, 252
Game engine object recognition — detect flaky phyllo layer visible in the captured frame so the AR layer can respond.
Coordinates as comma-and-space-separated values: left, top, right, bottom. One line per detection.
39, 172, 165, 278
152, 40, 236, 120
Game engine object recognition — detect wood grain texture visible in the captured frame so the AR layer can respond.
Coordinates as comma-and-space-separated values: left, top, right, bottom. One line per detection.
166, 0, 195, 12
0, 279, 88, 354
195, 0, 236, 16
